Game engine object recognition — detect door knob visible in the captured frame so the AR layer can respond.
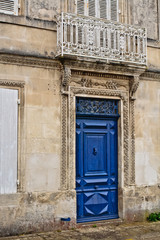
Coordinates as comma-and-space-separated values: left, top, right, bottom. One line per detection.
93, 147, 97, 155
94, 185, 98, 189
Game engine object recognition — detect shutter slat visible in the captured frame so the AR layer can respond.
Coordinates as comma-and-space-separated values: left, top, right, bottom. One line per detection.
0, 88, 18, 194
110, 0, 118, 21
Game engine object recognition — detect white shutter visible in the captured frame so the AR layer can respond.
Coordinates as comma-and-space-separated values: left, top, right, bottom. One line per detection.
88, 0, 96, 17
0, 88, 18, 194
110, 0, 118, 21
77, 0, 85, 15
99, 0, 107, 19
0, 0, 18, 15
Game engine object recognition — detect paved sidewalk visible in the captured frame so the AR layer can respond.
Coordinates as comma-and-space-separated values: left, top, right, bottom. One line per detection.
1, 221, 160, 240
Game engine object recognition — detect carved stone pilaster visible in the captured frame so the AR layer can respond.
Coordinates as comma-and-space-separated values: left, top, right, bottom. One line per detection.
60, 94, 68, 190
129, 98, 136, 185
129, 75, 140, 185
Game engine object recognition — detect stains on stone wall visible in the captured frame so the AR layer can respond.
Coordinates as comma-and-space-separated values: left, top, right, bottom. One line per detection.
124, 185, 160, 222
27, 0, 60, 21
131, 0, 159, 40
0, 191, 76, 237
135, 79, 160, 186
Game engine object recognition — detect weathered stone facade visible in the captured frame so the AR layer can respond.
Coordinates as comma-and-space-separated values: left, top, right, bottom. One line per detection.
0, 0, 160, 237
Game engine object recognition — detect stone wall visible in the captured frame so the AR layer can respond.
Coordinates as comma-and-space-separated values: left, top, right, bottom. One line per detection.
0, 58, 76, 236
124, 185, 160, 221
0, 191, 76, 237
135, 78, 160, 186
0, 21, 56, 58
129, 0, 159, 40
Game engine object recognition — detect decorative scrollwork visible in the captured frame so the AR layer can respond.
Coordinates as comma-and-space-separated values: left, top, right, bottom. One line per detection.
76, 97, 119, 116
130, 75, 140, 98
62, 66, 71, 89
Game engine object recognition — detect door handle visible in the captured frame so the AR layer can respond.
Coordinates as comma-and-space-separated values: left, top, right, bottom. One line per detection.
94, 185, 98, 189
93, 147, 97, 155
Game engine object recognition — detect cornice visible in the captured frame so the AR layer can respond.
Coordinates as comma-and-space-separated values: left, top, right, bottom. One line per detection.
140, 71, 160, 81
0, 54, 63, 70
71, 70, 131, 80
63, 58, 146, 74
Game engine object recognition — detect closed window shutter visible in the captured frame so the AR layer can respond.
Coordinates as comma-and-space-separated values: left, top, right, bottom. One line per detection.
110, 0, 118, 21
88, 0, 96, 17
0, 0, 18, 15
0, 88, 18, 194
77, 0, 85, 15
77, 0, 119, 21
99, 0, 107, 19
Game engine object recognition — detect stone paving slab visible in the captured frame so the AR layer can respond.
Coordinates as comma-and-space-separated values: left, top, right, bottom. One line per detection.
1, 222, 160, 240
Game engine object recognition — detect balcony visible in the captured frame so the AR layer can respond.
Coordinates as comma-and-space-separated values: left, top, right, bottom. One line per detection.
57, 13, 147, 66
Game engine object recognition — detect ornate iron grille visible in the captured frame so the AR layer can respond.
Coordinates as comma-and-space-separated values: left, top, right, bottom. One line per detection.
76, 97, 119, 116
57, 13, 147, 65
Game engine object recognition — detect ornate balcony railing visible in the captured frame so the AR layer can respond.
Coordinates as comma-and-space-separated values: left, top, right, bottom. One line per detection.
57, 13, 147, 65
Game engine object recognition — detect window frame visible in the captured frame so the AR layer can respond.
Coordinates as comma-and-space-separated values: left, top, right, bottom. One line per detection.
0, 82, 24, 194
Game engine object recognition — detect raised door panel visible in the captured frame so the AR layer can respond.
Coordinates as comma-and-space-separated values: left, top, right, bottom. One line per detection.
84, 132, 107, 176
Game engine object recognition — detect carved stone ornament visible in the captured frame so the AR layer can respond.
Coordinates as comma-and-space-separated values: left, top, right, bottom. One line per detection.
0, 80, 25, 88
76, 97, 119, 116
130, 75, 140, 98
77, 78, 118, 90
62, 66, 71, 88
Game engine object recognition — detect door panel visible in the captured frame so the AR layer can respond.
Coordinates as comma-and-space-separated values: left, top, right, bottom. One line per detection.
76, 117, 118, 222
84, 132, 107, 175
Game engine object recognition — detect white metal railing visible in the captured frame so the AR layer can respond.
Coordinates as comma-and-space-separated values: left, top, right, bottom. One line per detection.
57, 13, 147, 65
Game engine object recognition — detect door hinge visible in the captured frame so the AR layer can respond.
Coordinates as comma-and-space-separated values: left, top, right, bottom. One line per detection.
17, 99, 20, 105
16, 179, 20, 186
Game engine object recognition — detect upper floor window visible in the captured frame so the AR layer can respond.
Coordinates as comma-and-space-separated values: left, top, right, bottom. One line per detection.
0, 0, 18, 16
77, 0, 119, 22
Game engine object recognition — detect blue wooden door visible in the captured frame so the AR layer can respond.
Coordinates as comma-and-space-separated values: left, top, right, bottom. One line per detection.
76, 98, 119, 223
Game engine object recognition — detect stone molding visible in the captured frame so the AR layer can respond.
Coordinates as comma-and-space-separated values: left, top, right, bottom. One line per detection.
0, 54, 62, 70
140, 71, 160, 81
75, 78, 119, 90
63, 59, 146, 76
69, 87, 129, 188
72, 70, 131, 80
0, 79, 25, 88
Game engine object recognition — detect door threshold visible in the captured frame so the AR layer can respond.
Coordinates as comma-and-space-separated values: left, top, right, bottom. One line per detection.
77, 218, 123, 228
